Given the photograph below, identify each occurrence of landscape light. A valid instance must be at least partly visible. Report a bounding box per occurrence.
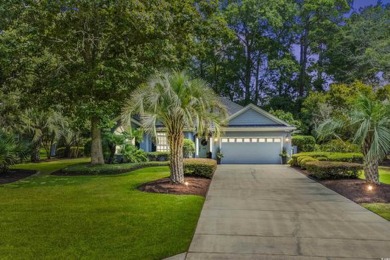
[184,181,189,186]
[367,185,373,191]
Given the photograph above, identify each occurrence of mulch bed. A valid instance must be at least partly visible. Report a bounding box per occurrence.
[297,168,390,203]
[138,175,211,197]
[0,169,37,185]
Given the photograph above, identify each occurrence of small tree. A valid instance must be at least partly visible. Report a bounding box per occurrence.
[317,94,390,185]
[122,71,227,184]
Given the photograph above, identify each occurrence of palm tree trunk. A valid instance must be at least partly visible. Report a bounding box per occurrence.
[363,157,380,185]
[168,132,184,184]
[91,116,105,165]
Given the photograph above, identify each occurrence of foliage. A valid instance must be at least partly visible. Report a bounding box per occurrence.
[317,93,390,184]
[121,145,148,164]
[6,161,203,259]
[324,3,390,84]
[183,159,217,179]
[216,147,224,159]
[56,147,84,159]
[0,131,20,173]
[292,135,316,152]
[183,139,195,158]
[290,152,363,167]
[146,152,171,162]
[305,161,362,180]
[122,71,227,184]
[319,139,360,153]
[269,109,302,130]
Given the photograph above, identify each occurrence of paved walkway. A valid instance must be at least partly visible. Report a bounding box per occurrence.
[186,165,390,259]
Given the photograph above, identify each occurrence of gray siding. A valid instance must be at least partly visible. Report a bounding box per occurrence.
[229,109,278,126]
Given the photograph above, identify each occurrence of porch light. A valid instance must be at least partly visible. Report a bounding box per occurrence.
[285,137,290,142]
[214,137,218,142]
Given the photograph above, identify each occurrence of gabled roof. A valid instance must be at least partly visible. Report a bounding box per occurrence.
[226,103,295,129]
[220,97,244,115]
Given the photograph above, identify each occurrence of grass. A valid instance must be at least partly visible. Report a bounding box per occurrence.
[361,203,390,221]
[358,167,390,221]
[1,159,204,259]
[358,167,390,184]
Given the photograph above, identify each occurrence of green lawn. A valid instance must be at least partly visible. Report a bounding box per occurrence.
[361,203,390,221]
[358,167,390,184]
[359,167,390,221]
[1,159,204,259]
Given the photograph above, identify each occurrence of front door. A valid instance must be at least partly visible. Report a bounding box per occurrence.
[198,138,209,158]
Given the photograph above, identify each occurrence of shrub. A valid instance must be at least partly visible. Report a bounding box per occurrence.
[146,152,170,161]
[292,135,316,152]
[56,147,84,158]
[305,161,362,179]
[319,139,360,153]
[183,158,217,178]
[183,139,195,158]
[0,131,19,173]
[121,144,148,163]
[299,157,319,169]
[290,152,363,167]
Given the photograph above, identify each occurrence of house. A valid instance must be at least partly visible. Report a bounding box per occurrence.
[122,98,295,164]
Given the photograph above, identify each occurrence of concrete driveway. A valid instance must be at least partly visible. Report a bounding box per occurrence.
[186,165,390,259]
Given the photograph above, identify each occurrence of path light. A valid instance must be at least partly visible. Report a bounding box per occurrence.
[367,185,373,191]
[184,181,189,187]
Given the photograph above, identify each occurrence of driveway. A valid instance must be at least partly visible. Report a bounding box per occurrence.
[186,165,390,259]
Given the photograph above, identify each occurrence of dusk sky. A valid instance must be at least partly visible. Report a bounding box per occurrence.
[353,0,390,9]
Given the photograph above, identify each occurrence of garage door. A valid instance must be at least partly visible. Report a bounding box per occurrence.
[221,137,282,164]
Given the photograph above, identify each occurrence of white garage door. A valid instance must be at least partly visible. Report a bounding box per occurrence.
[221,137,282,164]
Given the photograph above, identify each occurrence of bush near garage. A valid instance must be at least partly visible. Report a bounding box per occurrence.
[305,161,362,180]
[183,158,217,178]
[292,135,316,152]
[289,152,363,166]
[319,139,360,153]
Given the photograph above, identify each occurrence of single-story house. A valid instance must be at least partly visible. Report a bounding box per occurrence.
[119,98,295,164]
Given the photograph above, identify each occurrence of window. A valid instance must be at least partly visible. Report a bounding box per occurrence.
[228,138,235,143]
[244,138,251,143]
[266,138,273,143]
[259,138,265,142]
[221,138,228,143]
[156,132,169,152]
[274,138,281,143]
[236,138,243,143]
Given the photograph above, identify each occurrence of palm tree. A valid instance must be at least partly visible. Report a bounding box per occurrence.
[317,94,390,185]
[122,71,227,184]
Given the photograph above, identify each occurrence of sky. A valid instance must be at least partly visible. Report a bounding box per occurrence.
[353,0,390,9]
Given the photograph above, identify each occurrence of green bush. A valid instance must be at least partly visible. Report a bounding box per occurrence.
[292,135,316,152]
[183,139,195,158]
[290,152,363,167]
[121,144,148,163]
[146,152,170,161]
[0,131,19,173]
[305,161,362,179]
[56,147,84,158]
[59,161,169,175]
[183,158,217,178]
[319,139,360,153]
[299,157,319,169]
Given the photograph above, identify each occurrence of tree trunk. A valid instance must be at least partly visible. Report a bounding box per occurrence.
[31,144,40,162]
[363,157,380,185]
[91,116,105,165]
[168,132,185,184]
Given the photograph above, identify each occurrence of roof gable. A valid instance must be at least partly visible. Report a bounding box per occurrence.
[227,104,292,127]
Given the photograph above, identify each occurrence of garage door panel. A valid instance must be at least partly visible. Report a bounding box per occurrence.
[222,142,281,164]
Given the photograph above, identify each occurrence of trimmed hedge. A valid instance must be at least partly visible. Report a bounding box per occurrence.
[290,152,363,166]
[146,152,170,161]
[184,158,217,179]
[292,135,316,152]
[305,161,362,180]
[57,161,169,175]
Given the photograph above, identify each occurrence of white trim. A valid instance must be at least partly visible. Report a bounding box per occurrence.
[225,103,294,128]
